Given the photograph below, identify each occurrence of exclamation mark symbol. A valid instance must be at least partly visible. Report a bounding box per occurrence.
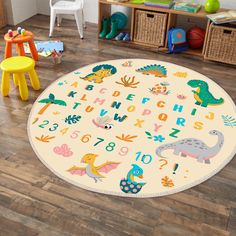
[173,163,179,174]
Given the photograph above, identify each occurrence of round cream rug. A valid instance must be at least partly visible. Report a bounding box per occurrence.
[28,59,236,198]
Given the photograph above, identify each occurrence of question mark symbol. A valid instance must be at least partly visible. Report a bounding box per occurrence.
[159,159,168,170]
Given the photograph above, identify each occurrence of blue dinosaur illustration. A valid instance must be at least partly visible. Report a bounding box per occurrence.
[120,164,146,194]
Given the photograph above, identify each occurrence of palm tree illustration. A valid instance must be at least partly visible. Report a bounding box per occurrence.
[38,93,67,115]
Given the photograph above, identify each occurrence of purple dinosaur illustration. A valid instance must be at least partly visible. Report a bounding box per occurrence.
[156,130,224,164]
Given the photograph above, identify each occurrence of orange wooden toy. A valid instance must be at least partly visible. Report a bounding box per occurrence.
[4,30,38,61]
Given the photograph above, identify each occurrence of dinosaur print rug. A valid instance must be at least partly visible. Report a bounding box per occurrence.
[28,59,236,198]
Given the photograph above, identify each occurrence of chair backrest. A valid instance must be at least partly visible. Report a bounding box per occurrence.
[50,0,84,8]
[75,0,84,8]
[49,0,56,7]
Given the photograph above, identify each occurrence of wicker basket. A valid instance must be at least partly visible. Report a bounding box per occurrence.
[134,10,167,47]
[204,23,236,65]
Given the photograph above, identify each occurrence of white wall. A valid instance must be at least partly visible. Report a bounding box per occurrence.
[5,0,37,25]
[36,0,99,24]
[37,0,50,15]
[5,0,236,25]
[83,0,98,23]
[36,0,236,24]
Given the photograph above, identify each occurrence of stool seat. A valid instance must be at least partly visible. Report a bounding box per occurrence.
[4,31,34,44]
[0,56,35,73]
[0,56,40,101]
[4,30,38,61]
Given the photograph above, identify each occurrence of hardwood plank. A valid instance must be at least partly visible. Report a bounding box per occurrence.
[228,208,236,236]
[0,187,101,236]
[0,14,235,236]
[153,211,230,236]
[0,205,73,236]
[0,216,38,236]
[0,173,154,235]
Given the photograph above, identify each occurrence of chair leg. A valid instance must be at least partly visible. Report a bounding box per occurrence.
[17,43,25,56]
[29,69,40,90]
[75,10,84,39]
[82,10,86,29]
[49,10,56,37]
[57,15,62,26]
[16,73,28,101]
[28,40,39,61]
[1,72,10,97]
[4,42,12,59]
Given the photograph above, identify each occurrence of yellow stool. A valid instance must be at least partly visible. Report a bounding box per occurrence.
[0,56,40,101]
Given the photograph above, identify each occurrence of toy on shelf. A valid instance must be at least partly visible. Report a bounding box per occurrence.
[130,0,144,4]
[173,2,202,13]
[4,28,38,61]
[144,0,174,9]
[99,12,128,39]
[107,0,128,3]
[187,26,206,49]
[204,0,220,13]
[207,11,236,24]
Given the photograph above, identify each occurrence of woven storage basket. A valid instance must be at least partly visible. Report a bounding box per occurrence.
[204,23,236,65]
[134,10,167,47]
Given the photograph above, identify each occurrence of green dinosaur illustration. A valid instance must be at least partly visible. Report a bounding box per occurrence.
[187,80,224,107]
[80,64,117,84]
[136,64,167,78]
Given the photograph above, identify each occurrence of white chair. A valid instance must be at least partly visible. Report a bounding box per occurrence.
[49,0,85,39]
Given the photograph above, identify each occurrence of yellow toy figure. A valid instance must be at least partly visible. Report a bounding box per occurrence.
[80,64,117,84]
[67,153,120,183]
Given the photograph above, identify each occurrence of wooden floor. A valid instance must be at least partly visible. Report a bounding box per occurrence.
[0,14,235,236]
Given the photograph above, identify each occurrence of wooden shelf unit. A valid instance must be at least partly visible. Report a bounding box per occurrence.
[98,0,226,57]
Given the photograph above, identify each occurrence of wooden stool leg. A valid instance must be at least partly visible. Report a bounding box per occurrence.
[28,69,40,90]
[1,72,10,96]
[15,73,28,101]
[28,40,38,61]
[17,43,25,56]
[13,74,19,86]
[4,42,12,59]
